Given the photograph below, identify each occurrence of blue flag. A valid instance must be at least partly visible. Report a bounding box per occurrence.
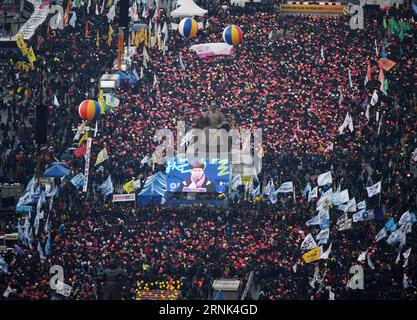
[374,206,386,222]
[412,2,417,15]
[0,257,9,274]
[385,217,397,233]
[45,234,52,257]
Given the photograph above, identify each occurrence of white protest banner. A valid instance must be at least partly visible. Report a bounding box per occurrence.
[301,233,318,251]
[112,194,136,202]
[277,181,294,193]
[83,138,92,192]
[366,181,381,198]
[56,280,72,297]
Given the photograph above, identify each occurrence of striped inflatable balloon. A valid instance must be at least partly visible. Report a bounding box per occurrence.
[178,18,198,39]
[222,25,243,46]
[78,100,101,121]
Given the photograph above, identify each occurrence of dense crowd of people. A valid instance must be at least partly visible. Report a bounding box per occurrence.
[0,0,416,300]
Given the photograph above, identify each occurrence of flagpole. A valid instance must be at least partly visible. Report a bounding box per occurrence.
[378,179,382,207]
[293,183,296,204]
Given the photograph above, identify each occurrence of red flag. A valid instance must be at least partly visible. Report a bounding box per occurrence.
[39,0,51,9]
[75,144,87,159]
[37,35,43,50]
[46,23,51,39]
[64,0,72,26]
[84,19,89,38]
[377,57,396,72]
[378,68,385,84]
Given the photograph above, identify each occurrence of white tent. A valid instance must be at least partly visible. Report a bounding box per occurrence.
[170,0,208,18]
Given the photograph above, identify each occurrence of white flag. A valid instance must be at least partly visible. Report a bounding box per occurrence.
[316,228,329,242]
[317,171,332,186]
[316,189,332,211]
[380,80,387,96]
[338,113,353,134]
[3,286,16,298]
[353,209,366,223]
[357,250,368,262]
[395,251,401,264]
[412,148,417,162]
[339,189,350,204]
[230,175,242,191]
[306,213,321,226]
[179,53,185,70]
[348,68,353,88]
[324,142,333,153]
[403,273,410,289]
[339,197,356,213]
[366,181,381,197]
[320,46,325,60]
[100,0,105,14]
[140,154,150,165]
[357,200,366,210]
[375,227,387,242]
[320,243,332,260]
[56,280,72,297]
[107,4,116,22]
[403,248,411,260]
[308,187,318,202]
[277,181,293,193]
[301,233,318,251]
[69,11,77,28]
[338,218,352,231]
[370,90,379,106]
[367,254,375,270]
[37,242,45,261]
[399,211,411,226]
[105,94,120,108]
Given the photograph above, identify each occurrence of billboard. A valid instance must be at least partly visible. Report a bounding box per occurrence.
[280,4,347,14]
[166,158,230,193]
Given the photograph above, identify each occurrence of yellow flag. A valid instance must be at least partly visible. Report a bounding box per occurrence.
[27,46,36,64]
[108,24,113,46]
[78,130,88,146]
[146,30,151,48]
[16,32,28,56]
[134,31,139,47]
[96,30,100,48]
[151,153,157,164]
[95,148,109,166]
[139,29,145,43]
[302,247,321,264]
[98,89,106,114]
[123,180,135,194]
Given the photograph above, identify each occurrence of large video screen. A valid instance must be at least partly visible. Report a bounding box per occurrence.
[166,158,230,193]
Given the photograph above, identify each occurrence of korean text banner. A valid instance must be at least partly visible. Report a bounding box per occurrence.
[166,158,230,193]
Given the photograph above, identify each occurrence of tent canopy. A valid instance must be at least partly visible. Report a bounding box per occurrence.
[42,164,70,177]
[170,0,208,18]
[115,70,130,80]
[138,172,167,205]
